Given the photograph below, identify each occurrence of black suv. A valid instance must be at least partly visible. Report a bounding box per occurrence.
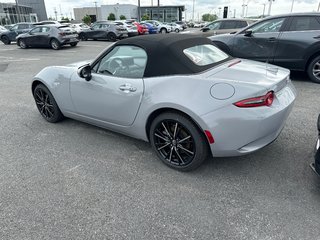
[0,22,34,44]
[210,13,320,83]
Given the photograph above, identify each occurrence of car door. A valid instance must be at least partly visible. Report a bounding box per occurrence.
[87,24,101,39]
[24,27,42,46]
[69,45,147,126]
[37,26,51,46]
[274,16,320,70]
[201,21,221,37]
[231,17,288,62]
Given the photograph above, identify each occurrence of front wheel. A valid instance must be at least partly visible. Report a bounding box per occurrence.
[70,42,77,47]
[18,39,27,49]
[175,29,179,33]
[79,33,87,41]
[150,112,208,171]
[107,32,117,42]
[1,35,11,45]
[160,28,167,34]
[307,55,320,83]
[50,39,61,50]
[33,84,64,123]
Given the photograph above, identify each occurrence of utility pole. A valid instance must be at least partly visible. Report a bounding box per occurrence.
[15,0,21,23]
[262,3,266,17]
[318,1,320,11]
[54,8,58,21]
[290,0,294,12]
[138,0,140,21]
[94,1,98,21]
[268,0,274,16]
[192,0,195,22]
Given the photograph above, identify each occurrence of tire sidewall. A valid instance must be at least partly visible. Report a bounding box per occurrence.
[149,112,208,171]
[307,56,320,83]
[33,84,63,123]
[50,39,60,50]
[19,39,27,49]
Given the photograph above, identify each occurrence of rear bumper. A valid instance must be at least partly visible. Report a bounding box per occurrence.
[201,82,296,157]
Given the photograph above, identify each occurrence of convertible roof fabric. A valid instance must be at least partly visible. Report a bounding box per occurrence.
[115,34,231,78]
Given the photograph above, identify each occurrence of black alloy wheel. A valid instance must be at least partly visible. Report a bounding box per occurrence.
[18,39,27,49]
[307,55,320,83]
[79,33,87,41]
[107,32,117,42]
[33,84,64,123]
[1,35,11,45]
[150,112,208,171]
[50,39,61,50]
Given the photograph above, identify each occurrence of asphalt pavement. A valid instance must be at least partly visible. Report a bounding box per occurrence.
[0,41,320,240]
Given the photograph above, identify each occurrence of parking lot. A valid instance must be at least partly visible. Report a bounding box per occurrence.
[0,41,320,239]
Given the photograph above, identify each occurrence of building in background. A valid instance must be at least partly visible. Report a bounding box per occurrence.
[0,0,47,25]
[140,6,184,22]
[73,4,184,23]
[19,0,47,21]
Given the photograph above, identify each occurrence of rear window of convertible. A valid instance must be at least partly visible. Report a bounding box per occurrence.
[183,44,229,66]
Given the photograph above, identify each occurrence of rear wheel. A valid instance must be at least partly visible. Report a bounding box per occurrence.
[33,84,64,123]
[160,28,167,34]
[70,42,77,47]
[18,39,27,49]
[107,32,117,42]
[307,55,320,83]
[50,39,61,50]
[150,112,208,171]
[79,33,87,41]
[175,28,179,33]
[1,35,11,45]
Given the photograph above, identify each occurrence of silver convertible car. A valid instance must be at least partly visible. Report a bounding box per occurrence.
[32,34,296,171]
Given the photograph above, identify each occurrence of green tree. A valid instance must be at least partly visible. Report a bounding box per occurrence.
[141,14,150,21]
[202,14,217,22]
[82,15,91,25]
[119,15,126,20]
[107,13,116,21]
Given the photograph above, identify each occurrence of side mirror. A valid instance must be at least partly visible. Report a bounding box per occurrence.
[244,29,253,36]
[201,27,209,32]
[78,65,92,81]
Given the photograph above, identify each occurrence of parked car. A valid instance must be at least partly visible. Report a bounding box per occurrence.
[31,34,296,171]
[133,22,149,35]
[175,21,187,30]
[0,25,7,33]
[114,21,138,37]
[167,22,183,33]
[210,13,320,83]
[36,20,62,26]
[16,25,79,50]
[78,22,127,41]
[142,22,158,34]
[198,18,255,37]
[142,20,172,33]
[0,22,35,44]
[310,114,320,176]
[70,23,90,33]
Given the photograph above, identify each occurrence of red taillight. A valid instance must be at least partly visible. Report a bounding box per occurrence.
[234,91,274,108]
[204,130,215,144]
[59,32,66,36]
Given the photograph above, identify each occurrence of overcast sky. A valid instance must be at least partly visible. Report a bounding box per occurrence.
[7,0,320,20]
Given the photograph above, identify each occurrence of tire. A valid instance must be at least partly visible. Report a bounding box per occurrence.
[149,112,208,171]
[50,39,61,50]
[33,84,64,123]
[79,33,87,41]
[307,55,320,83]
[1,35,11,45]
[70,42,77,47]
[107,32,117,42]
[175,29,179,33]
[160,28,167,34]
[18,39,27,49]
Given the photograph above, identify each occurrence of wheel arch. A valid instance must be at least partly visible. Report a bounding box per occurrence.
[305,50,320,71]
[145,107,209,146]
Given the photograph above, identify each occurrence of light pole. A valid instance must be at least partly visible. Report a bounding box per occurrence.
[290,0,294,12]
[268,0,274,16]
[262,3,266,17]
[192,0,195,22]
[15,0,21,23]
[94,1,98,21]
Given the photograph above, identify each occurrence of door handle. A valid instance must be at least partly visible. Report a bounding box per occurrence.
[119,84,137,92]
[268,37,276,42]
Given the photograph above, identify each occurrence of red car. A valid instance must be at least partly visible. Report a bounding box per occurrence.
[133,22,149,35]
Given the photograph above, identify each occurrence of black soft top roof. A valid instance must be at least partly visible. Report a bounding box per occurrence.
[114,34,231,77]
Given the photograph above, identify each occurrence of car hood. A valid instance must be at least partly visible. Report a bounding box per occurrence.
[16,33,29,38]
[66,60,92,68]
[208,33,235,43]
[207,59,290,91]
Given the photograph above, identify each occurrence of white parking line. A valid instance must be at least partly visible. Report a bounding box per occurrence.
[0,58,40,62]
[79,44,104,47]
